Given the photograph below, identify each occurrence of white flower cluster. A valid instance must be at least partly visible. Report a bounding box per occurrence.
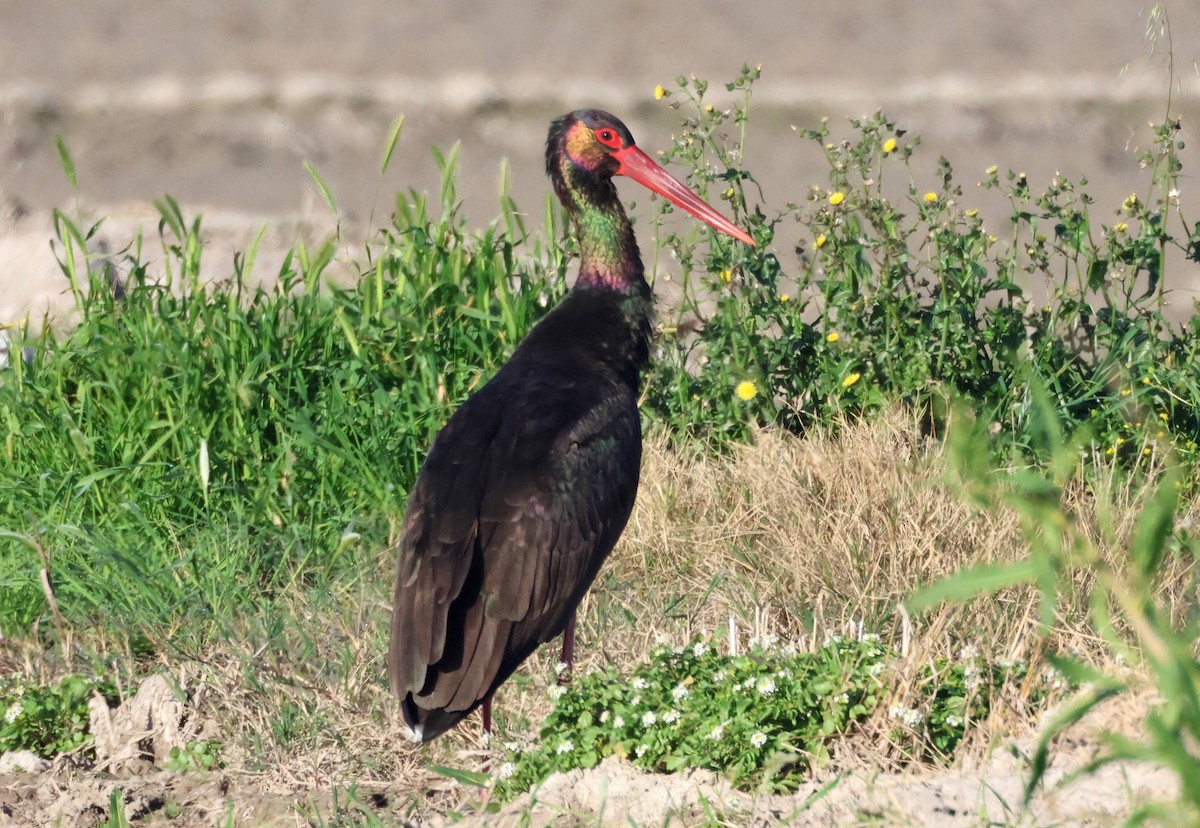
[888,704,925,727]
[1042,666,1068,691]
[671,683,690,701]
[3,702,21,724]
[749,731,768,748]
[963,664,983,691]
[748,633,779,651]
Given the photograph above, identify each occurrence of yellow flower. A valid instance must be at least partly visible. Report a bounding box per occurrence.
[704,103,714,113]
[1158,412,1169,421]
[1123,193,1138,210]
[735,380,758,401]
[828,192,845,207]
[724,187,735,199]
[1113,222,1128,233]
[923,192,938,204]
[780,293,791,303]
[842,372,861,388]
[826,332,839,343]
[882,137,897,154]
[718,269,732,284]
[814,233,828,249]
[1120,388,1132,397]
[966,208,979,218]
[985,164,999,176]
[654,85,667,100]
[1106,446,1115,456]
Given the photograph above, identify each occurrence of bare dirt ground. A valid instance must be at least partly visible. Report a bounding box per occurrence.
[1,3,1198,825]
[473,692,1177,827]
[0,678,1177,826]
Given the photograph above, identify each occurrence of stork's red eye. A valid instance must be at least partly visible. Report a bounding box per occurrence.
[595,128,621,149]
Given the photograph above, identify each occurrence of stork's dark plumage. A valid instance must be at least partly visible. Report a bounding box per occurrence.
[388,110,753,742]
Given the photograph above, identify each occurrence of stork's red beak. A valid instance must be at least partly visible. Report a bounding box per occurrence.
[613,146,756,246]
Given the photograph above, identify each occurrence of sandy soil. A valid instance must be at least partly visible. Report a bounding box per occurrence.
[2,2,1200,325]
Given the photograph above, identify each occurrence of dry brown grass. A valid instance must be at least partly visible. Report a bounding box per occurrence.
[3,408,1196,824]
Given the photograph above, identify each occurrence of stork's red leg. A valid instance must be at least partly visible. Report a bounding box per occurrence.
[558,612,577,685]
[480,695,493,775]
[480,696,492,805]
[481,696,493,740]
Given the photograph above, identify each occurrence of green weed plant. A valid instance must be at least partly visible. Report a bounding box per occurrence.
[912,387,1200,824]
[0,673,116,758]
[495,635,1058,799]
[647,67,1200,465]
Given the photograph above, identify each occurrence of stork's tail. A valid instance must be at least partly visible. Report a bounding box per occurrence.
[400,694,474,743]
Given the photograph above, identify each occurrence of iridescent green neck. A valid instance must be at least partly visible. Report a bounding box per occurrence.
[572,198,644,292]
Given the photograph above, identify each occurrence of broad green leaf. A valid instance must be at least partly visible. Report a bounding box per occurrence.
[1131,470,1179,578]
[907,559,1037,612]
[428,765,489,788]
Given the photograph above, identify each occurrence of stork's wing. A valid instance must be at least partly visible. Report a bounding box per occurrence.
[387,379,640,740]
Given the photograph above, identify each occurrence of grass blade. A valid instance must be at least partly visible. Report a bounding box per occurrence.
[379,115,405,176]
[55,134,77,189]
[304,161,338,214]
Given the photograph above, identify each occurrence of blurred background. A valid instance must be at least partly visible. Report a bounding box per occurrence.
[2,0,1198,322]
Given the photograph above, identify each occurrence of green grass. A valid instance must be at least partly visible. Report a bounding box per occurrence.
[0,149,568,642]
[0,60,1197,825]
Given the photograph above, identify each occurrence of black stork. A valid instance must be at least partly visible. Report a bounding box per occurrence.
[388,109,754,742]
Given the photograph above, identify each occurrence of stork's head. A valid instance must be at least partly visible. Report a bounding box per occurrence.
[546,109,754,246]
